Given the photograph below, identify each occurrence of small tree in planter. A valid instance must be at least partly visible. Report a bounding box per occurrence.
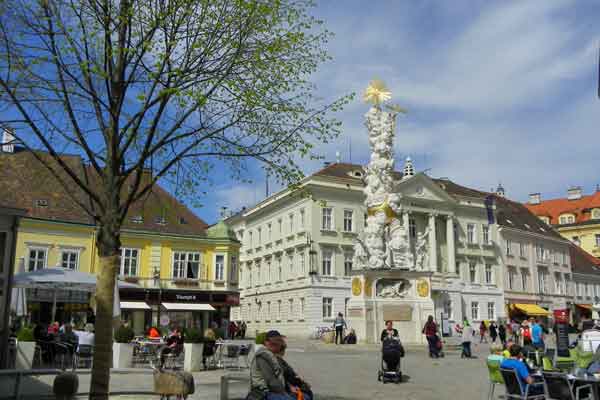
[113,325,135,368]
[16,326,36,369]
[183,328,204,372]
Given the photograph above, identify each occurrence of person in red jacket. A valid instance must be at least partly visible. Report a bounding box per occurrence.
[423,315,440,358]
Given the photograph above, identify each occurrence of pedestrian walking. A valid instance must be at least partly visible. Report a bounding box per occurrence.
[489,322,498,344]
[422,315,441,358]
[333,313,347,345]
[511,320,520,342]
[479,321,488,343]
[498,323,507,347]
[459,321,474,358]
[240,321,247,339]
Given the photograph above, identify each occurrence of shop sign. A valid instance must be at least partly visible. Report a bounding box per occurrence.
[225,294,240,306]
[175,294,198,301]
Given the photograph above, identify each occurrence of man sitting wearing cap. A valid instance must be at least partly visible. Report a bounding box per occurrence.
[248,330,295,400]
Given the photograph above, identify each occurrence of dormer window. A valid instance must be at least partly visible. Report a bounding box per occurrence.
[592,209,600,220]
[131,215,144,224]
[178,217,187,225]
[539,216,550,225]
[154,216,167,225]
[347,170,363,178]
[35,199,48,207]
[559,214,575,225]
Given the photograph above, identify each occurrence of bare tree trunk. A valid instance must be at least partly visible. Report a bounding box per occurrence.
[89,216,121,400]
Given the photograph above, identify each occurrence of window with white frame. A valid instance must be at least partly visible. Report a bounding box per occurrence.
[278,219,282,236]
[467,224,476,244]
[120,248,139,276]
[521,269,529,291]
[508,267,516,290]
[471,301,479,320]
[587,283,593,298]
[248,267,253,287]
[289,213,294,234]
[248,231,253,247]
[409,218,416,238]
[61,250,79,270]
[230,255,238,282]
[214,254,225,281]
[344,253,353,276]
[277,257,282,281]
[535,243,544,260]
[577,282,582,296]
[299,251,305,275]
[322,207,333,230]
[172,251,201,279]
[322,250,333,276]
[267,223,272,241]
[559,214,575,225]
[287,253,294,278]
[277,300,282,320]
[300,209,305,229]
[506,239,512,256]
[482,225,490,245]
[28,247,47,271]
[485,264,493,284]
[555,272,562,294]
[300,298,305,317]
[562,251,567,265]
[266,301,271,320]
[322,297,333,319]
[520,243,527,258]
[257,228,262,245]
[593,209,600,219]
[289,298,294,320]
[538,268,547,294]
[487,302,495,320]
[469,262,477,283]
[266,261,272,283]
[596,234,600,248]
[345,298,350,317]
[343,210,353,232]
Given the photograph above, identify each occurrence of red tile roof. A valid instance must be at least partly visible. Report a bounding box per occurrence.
[525,191,600,225]
[0,149,208,235]
[569,243,600,275]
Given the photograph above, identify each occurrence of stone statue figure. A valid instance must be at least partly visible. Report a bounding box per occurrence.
[415,227,430,270]
[385,218,414,270]
[376,278,411,298]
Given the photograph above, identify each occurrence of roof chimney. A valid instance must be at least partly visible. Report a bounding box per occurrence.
[567,186,582,201]
[1,127,16,153]
[529,193,541,205]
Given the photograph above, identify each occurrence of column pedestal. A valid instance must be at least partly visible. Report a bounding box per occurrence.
[347,269,435,344]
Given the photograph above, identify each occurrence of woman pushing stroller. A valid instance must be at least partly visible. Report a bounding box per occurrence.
[378,321,405,383]
[422,315,443,358]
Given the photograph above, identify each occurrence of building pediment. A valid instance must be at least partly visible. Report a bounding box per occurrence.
[395,173,457,205]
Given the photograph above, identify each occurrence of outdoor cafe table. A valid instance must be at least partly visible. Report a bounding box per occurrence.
[532,370,600,399]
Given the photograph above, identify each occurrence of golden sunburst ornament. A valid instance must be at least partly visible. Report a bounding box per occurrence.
[363,79,392,105]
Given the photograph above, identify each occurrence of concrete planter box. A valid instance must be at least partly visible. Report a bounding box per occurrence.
[16,341,36,369]
[112,343,134,368]
[183,343,203,372]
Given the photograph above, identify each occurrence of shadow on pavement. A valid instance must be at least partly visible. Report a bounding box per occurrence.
[0,375,54,399]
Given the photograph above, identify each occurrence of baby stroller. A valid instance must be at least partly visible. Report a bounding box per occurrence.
[378,337,404,384]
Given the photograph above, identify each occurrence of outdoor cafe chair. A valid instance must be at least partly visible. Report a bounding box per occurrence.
[238,344,252,369]
[486,355,504,400]
[7,337,17,369]
[542,371,576,400]
[500,368,545,400]
[222,344,241,370]
[53,342,71,370]
[74,344,94,369]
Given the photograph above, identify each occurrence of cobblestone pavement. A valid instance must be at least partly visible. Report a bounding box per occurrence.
[6,339,510,400]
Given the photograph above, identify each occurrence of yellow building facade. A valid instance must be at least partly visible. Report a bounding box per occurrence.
[1,149,240,335]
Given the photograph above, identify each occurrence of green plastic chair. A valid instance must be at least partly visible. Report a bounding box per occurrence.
[542,356,555,371]
[574,347,594,369]
[554,350,576,372]
[487,355,504,400]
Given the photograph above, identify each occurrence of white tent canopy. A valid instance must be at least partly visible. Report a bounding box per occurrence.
[12,267,138,291]
[120,301,151,310]
[12,267,139,321]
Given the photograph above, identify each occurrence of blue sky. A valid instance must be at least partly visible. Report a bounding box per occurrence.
[199,1,600,223]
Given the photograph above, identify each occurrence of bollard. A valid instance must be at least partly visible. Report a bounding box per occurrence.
[53,372,79,400]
